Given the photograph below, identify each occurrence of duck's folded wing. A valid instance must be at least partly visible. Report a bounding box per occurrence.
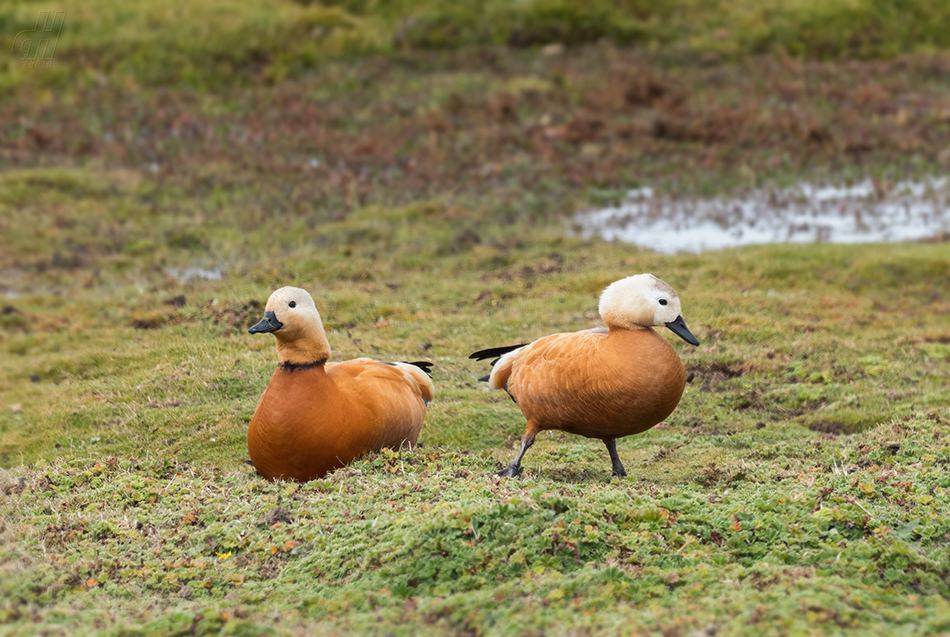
[328,358,434,404]
[504,331,611,402]
[389,361,435,403]
[326,358,431,449]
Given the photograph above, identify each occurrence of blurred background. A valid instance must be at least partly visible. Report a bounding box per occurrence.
[2,0,950,461]
[3,3,950,635]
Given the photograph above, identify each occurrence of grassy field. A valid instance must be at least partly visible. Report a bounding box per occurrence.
[3,1,950,634]
[6,0,950,91]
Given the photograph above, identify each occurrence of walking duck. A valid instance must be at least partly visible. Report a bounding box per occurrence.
[470,274,699,478]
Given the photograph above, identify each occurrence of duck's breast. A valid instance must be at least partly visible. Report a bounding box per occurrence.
[248,366,365,481]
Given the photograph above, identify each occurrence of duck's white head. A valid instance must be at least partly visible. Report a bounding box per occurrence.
[248,286,331,365]
[598,274,699,345]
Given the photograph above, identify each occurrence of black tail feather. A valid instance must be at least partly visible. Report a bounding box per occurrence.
[404,361,434,376]
[468,344,529,366]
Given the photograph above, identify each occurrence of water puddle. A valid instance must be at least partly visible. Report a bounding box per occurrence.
[166,267,224,283]
[578,178,950,253]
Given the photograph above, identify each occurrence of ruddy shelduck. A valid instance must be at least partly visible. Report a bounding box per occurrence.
[470,274,699,478]
[247,286,434,482]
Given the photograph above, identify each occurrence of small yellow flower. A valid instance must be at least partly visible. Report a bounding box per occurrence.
[217,551,232,560]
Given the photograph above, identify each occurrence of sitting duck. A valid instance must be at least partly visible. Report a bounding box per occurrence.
[247,286,434,482]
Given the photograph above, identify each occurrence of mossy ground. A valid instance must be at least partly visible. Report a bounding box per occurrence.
[3,2,950,634]
[5,416,950,636]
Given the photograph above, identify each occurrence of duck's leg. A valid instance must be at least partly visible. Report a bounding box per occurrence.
[496,425,538,478]
[603,438,627,478]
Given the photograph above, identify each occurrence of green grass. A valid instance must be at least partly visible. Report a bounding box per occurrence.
[2,162,950,634]
[5,0,950,90]
[3,2,950,634]
[4,414,950,635]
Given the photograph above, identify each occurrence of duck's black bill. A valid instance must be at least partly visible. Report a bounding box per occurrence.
[248,311,283,334]
[665,315,699,346]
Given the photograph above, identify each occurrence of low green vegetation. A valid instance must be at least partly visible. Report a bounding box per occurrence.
[2,167,949,635]
[5,0,950,91]
[3,1,950,634]
[4,412,950,635]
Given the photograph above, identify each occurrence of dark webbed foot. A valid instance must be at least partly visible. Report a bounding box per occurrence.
[494,433,536,478]
[603,438,627,479]
[495,464,522,478]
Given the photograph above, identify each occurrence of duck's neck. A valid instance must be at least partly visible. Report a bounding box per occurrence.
[606,323,649,333]
[275,323,332,368]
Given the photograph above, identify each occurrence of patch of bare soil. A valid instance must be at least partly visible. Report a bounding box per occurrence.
[687,362,749,391]
[5,51,950,217]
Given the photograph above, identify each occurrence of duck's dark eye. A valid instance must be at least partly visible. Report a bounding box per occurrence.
[289,301,296,308]
[659,299,668,306]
